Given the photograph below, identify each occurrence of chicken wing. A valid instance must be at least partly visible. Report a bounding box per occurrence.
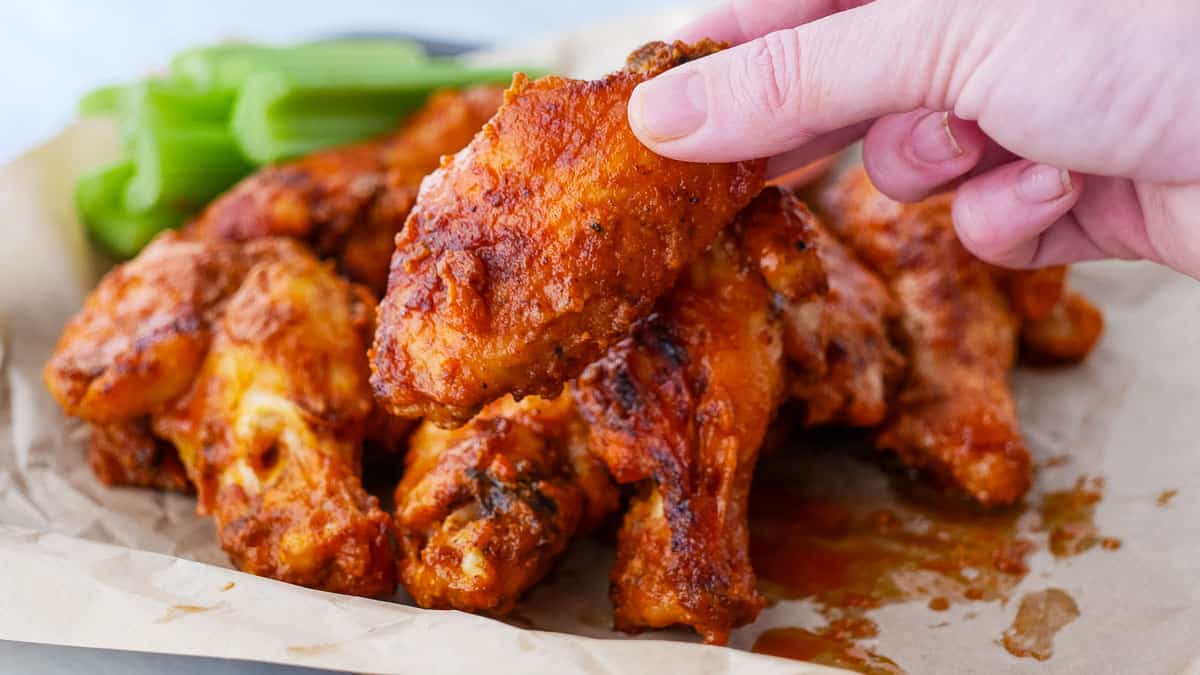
[371,40,767,427]
[393,392,616,613]
[786,210,905,428]
[44,231,261,422]
[186,87,503,295]
[818,167,1030,505]
[87,419,191,492]
[151,245,395,597]
[573,188,824,645]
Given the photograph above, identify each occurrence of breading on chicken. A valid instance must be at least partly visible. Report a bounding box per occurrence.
[186,87,503,295]
[151,244,395,597]
[786,210,905,428]
[573,188,825,645]
[370,40,767,427]
[44,231,263,422]
[87,419,191,492]
[993,266,1067,323]
[393,392,616,614]
[818,167,1030,505]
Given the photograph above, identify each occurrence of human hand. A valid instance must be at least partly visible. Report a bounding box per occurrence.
[627,0,1200,277]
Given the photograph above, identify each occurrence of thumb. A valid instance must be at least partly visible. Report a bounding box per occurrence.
[629,0,968,162]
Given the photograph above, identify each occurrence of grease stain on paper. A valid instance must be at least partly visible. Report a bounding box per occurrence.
[287,642,338,656]
[1000,588,1080,661]
[156,602,225,623]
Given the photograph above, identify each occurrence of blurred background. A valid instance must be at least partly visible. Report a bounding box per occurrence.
[0,0,684,162]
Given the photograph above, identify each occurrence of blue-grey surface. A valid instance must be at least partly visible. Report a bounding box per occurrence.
[0,3,683,672]
[0,0,667,163]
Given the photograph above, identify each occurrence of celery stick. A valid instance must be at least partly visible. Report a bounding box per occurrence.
[169,39,427,93]
[76,161,187,258]
[231,64,517,163]
[124,122,253,213]
[78,84,125,115]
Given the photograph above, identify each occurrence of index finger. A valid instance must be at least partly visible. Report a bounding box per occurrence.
[674,0,873,44]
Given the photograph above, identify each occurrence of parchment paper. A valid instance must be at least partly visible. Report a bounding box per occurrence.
[3,8,1200,674]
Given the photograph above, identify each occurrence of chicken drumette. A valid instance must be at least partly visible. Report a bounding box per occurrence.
[393,392,616,613]
[371,40,767,426]
[574,187,825,644]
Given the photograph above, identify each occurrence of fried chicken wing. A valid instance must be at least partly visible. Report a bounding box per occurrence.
[786,212,905,427]
[993,266,1067,323]
[393,392,616,613]
[573,189,824,644]
[819,168,1030,505]
[87,419,191,492]
[186,87,503,294]
[371,40,767,426]
[44,231,261,422]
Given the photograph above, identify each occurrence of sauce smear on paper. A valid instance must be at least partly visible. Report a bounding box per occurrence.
[753,627,902,674]
[1000,588,1080,661]
[747,443,1117,668]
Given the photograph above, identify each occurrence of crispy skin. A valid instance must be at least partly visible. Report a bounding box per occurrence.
[787,213,905,427]
[44,232,265,423]
[1020,291,1104,364]
[151,247,395,597]
[819,168,1030,505]
[573,192,822,644]
[394,393,616,613]
[371,40,767,426]
[186,87,503,294]
[87,419,191,492]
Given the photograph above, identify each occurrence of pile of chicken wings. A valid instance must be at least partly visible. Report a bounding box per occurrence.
[45,41,1101,646]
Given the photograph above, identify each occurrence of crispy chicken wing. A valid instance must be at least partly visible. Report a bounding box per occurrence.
[786,211,905,428]
[819,168,1030,505]
[573,189,824,644]
[186,87,503,294]
[44,231,263,422]
[87,419,191,492]
[393,392,616,613]
[151,245,395,596]
[371,40,767,426]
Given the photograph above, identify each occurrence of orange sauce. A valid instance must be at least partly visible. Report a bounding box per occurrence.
[753,627,903,675]
[747,444,1118,669]
[1000,588,1080,661]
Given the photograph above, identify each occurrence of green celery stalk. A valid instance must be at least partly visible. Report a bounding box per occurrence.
[78,84,125,115]
[169,39,427,93]
[116,80,236,144]
[124,122,253,213]
[231,63,518,164]
[76,161,187,258]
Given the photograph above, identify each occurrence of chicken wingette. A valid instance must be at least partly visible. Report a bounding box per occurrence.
[371,40,767,427]
[393,392,617,613]
[573,188,825,645]
[185,87,503,295]
[782,205,905,427]
[46,233,396,596]
[819,168,1031,505]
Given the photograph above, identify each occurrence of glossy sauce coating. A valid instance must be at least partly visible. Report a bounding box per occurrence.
[371,40,767,426]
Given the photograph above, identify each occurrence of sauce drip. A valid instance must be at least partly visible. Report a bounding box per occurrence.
[1000,588,1080,661]
[747,442,1117,669]
[753,627,903,675]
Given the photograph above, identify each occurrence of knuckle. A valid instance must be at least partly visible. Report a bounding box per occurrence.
[734,30,803,122]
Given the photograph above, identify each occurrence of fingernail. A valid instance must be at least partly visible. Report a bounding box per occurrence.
[910,111,963,163]
[1017,164,1072,203]
[630,70,708,141]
